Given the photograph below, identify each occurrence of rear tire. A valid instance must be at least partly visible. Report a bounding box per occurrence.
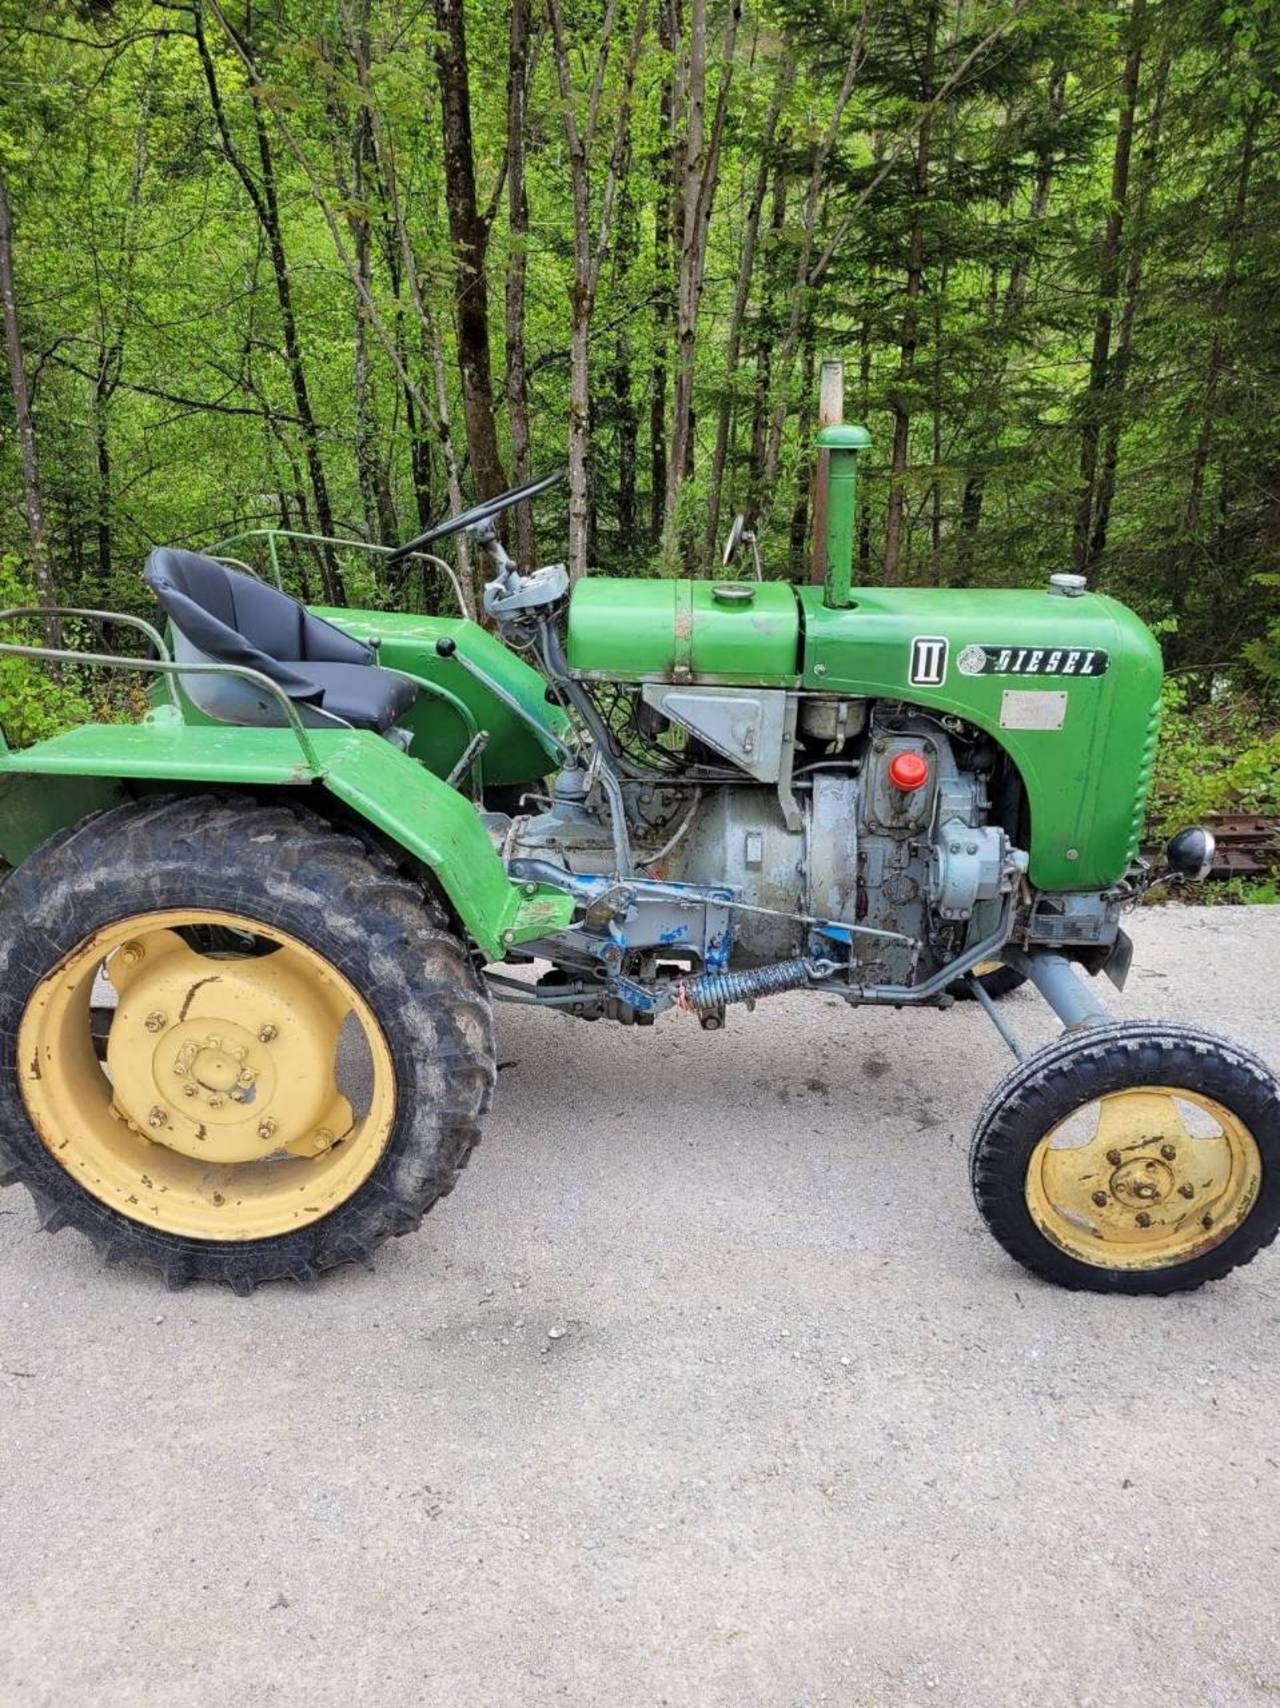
[0,793,495,1292]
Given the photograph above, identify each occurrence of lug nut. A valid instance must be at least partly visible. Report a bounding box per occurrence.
[1160,1144,1177,1161]
[145,1012,167,1033]
[1135,1212,1152,1228]
[1092,1191,1108,1207]
[1179,1183,1195,1199]
[119,941,145,967]
[257,1025,277,1044]
[1106,1149,1123,1167]
[148,1106,168,1128]
[258,1118,277,1142]
[183,1084,198,1098]
[208,1096,225,1110]
[1202,1212,1214,1229]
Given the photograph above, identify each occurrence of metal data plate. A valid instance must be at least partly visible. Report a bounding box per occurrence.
[999,689,1068,731]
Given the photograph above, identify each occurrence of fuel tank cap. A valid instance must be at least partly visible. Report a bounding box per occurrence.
[711,582,756,605]
[1049,572,1088,597]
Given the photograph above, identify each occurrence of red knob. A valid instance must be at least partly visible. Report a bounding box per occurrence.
[887,750,929,792]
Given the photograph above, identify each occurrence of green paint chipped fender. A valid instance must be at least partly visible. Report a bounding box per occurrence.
[0,716,567,962]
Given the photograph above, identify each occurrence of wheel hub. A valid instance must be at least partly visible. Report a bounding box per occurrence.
[106,936,355,1166]
[1026,1085,1262,1270]
[1109,1155,1176,1208]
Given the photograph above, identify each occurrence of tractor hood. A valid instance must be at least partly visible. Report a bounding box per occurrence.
[565,577,800,687]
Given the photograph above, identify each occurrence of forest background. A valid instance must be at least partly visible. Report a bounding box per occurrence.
[0,0,1277,875]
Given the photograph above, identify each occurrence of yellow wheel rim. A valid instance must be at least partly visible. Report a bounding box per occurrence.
[19,909,396,1241]
[1025,1085,1262,1270]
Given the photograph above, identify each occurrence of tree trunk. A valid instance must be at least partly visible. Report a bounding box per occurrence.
[505,0,536,565]
[1088,41,1171,568]
[955,67,1065,573]
[746,161,788,522]
[0,161,58,644]
[649,4,676,543]
[549,0,648,579]
[761,9,871,497]
[1184,106,1257,546]
[664,0,742,550]
[612,170,640,545]
[705,56,793,554]
[882,1,939,584]
[431,0,508,504]
[1072,0,1145,573]
[192,0,345,602]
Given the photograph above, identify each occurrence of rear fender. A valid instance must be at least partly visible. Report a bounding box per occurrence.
[0,719,572,960]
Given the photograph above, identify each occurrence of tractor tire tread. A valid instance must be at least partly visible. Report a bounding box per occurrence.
[969,1019,1280,1294]
[0,791,495,1292]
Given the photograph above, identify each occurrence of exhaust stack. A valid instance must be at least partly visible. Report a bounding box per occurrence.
[815,422,871,609]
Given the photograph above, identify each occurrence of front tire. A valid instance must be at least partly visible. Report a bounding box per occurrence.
[0,794,495,1292]
[970,1021,1280,1294]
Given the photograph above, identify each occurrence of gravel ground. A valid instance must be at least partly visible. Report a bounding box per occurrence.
[2,904,1279,1708]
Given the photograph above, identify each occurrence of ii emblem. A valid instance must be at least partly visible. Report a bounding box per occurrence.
[909,636,948,687]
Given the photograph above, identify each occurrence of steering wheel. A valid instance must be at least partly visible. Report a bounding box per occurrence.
[387,470,564,563]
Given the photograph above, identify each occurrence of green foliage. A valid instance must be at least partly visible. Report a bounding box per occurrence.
[1149,676,1280,840]
[0,0,1276,891]
[0,557,146,744]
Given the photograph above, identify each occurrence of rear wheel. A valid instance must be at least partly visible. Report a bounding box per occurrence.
[0,794,495,1291]
[970,1021,1280,1294]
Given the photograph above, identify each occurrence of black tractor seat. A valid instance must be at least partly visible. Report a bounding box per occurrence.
[143,548,416,735]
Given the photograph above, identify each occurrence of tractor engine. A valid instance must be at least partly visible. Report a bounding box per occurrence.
[502,684,1028,991]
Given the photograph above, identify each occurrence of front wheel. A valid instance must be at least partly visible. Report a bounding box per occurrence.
[0,794,495,1292]
[969,1020,1280,1294]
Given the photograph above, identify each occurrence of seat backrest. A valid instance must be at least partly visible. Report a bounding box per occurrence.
[143,549,372,689]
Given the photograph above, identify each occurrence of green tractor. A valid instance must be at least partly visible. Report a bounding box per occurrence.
[0,430,1276,1296]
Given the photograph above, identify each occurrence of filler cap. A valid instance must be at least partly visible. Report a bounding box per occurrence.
[1049,572,1088,598]
[887,751,929,792]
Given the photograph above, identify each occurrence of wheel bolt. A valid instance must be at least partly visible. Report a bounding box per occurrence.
[148,1106,168,1128]
[183,1084,198,1098]
[1136,1212,1152,1228]
[1160,1144,1177,1161]
[120,941,145,967]
[1179,1183,1195,1199]
[1107,1149,1123,1167]
[208,1096,225,1110]
[1202,1212,1214,1229]
[1092,1191,1108,1207]
[145,1012,167,1033]
[258,1118,277,1142]
[258,1025,278,1044]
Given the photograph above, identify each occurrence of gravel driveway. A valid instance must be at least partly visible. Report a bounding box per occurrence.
[2,904,1278,1707]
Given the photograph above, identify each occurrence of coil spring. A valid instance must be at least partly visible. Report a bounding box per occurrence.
[680,958,828,1015]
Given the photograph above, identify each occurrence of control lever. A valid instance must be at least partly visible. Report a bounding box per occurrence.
[433,636,573,767]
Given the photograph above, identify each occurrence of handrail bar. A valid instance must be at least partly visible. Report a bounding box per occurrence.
[0,628,359,773]
[210,528,471,616]
[0,605,180,713]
